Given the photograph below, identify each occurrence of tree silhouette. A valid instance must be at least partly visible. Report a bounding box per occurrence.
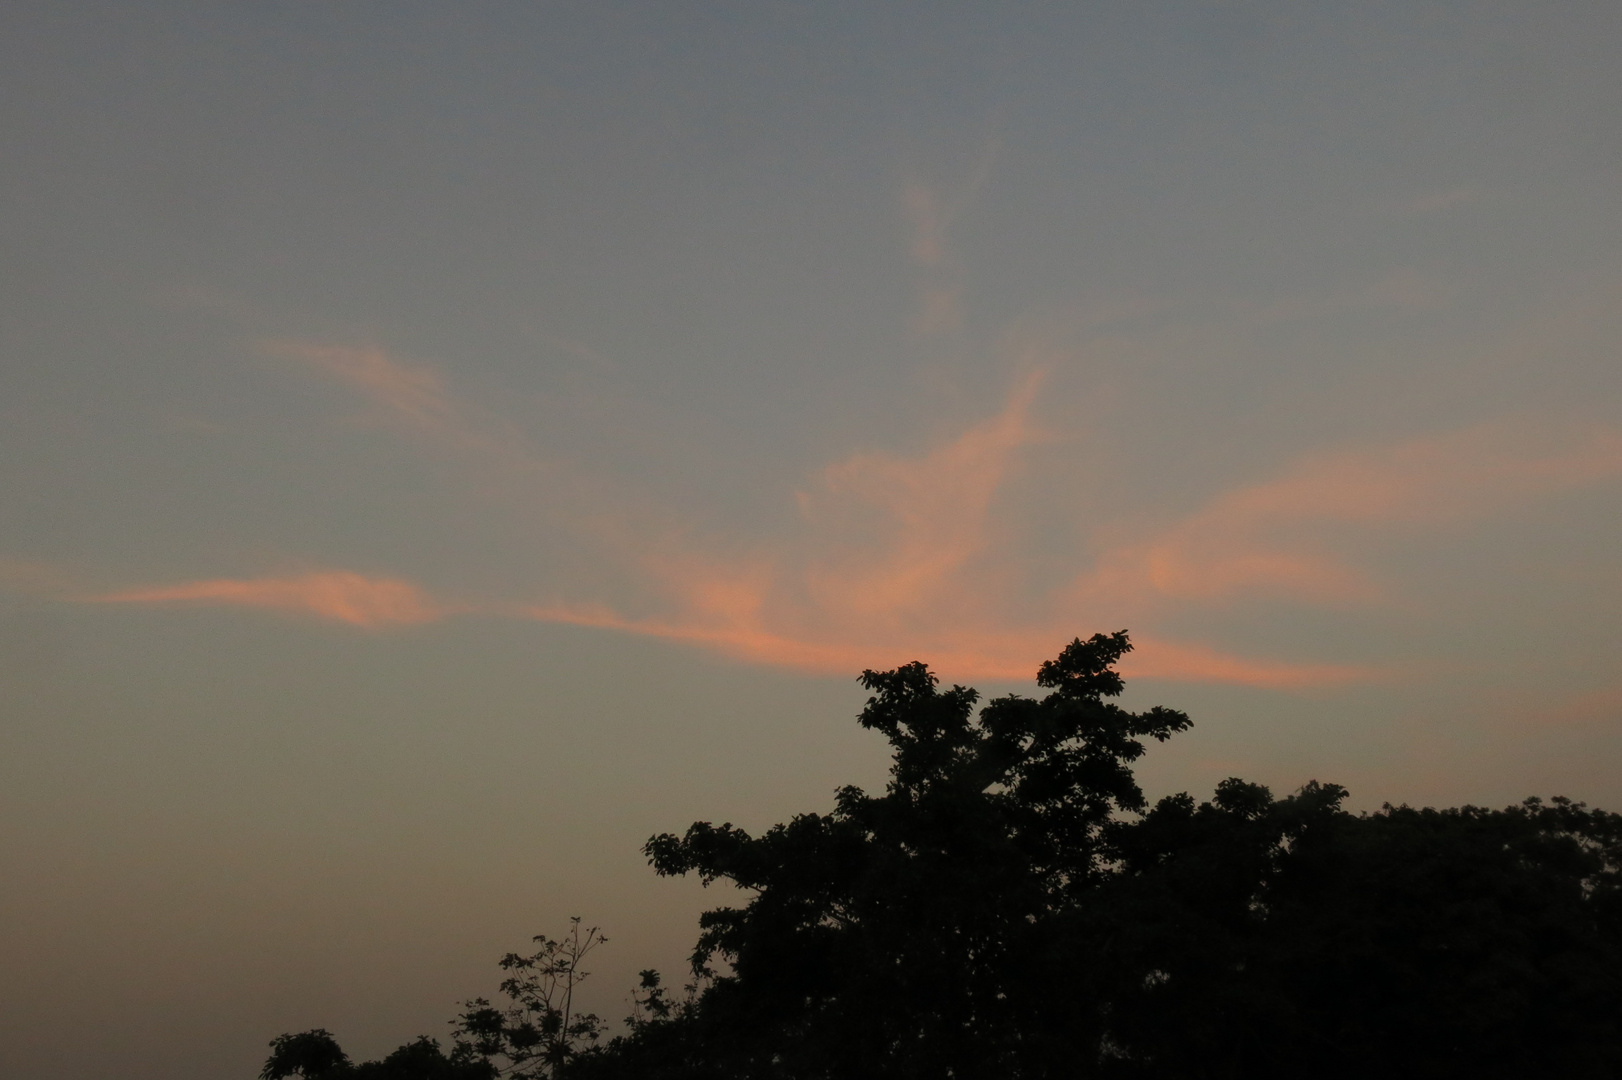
[266,633,1622,1079]
[571,632,1622,1079]
[451,918,609,1077]
[262,1029,351,1079]
[261,1029,493,1080]
[262,920,607,1080]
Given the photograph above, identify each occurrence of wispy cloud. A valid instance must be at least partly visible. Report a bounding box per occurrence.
[88,571,445,628]
[798,369,1043,619]
[496,372,1376,687]
[1122,636,1376,689]
[903,183,967,337]
[900,138,999,338]
[515,601,1371,688]
[1080,421,1622,610]
[266,342,459,431]
[1209,422,1622,524]
[170,349,1358,686]
[260,340,531,462]
[116,337,1619,691]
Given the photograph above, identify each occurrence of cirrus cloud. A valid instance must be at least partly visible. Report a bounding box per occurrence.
[1079,420,1622,610]
[88,571,446,628]
[79,337,1622,693]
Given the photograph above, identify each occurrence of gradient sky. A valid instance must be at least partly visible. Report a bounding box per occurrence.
[5,3,1622,1077]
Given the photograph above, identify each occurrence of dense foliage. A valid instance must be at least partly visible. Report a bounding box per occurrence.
[266,633,1622,1079]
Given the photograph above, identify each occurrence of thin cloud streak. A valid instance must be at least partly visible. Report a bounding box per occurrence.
[217,341,1622,689]
[265,341,460,433]
[900,141,999,338]
[797,369,1044,619]
[1204,423,1622,525]
[166,349,1352,686]
[516,600,1373,687]
[88,571,446,628]
[500,373,1376,687]
[903,183,969,337]
[1081,421,1622,609]
[261,340,533,463]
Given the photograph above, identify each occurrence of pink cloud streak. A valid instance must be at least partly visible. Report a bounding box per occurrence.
[1080,421,1622,609]
[88,572,444,628]
[517,600,1373,687]
[223,340,1622,691]
[495,374,1373,687]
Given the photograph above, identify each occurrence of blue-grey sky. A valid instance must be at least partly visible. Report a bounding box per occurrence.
[4,3,1622,1076]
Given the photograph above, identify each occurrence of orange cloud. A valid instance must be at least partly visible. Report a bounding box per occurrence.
[798,370,1044,620]
[1082,421,1622,609]
[266,342,459,430]
[515,600,1371,687]
[88,572,444,628]
[1205,422,1622,525]
[1087,539,1379,609]
[262,340,529,462]
[1119,636,1376,690]
[77,355,1373,689]
[252,341,1622,690]
[242,344,1381,686]
[495,373,1370,689]
[519,600,875,674]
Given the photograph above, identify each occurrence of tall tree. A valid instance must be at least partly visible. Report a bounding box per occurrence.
[267,633,1622,1079]
[262,920,607,1080]
[572,632,1622,1079]
[452,918,609,1077]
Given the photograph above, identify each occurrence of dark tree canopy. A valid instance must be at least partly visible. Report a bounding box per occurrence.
[266,633,1622,1080]
[575,632,1622,1079]
[261,1029,493,1080]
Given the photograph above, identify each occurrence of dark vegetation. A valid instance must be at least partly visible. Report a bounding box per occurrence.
[264,633,1622,1079]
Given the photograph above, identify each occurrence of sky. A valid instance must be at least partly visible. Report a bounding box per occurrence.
[3,2,1622,1076]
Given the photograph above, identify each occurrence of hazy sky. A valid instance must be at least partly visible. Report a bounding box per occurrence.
[5,3,1622,1076]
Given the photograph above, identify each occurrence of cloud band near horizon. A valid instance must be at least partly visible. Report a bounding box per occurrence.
[56,340,1622,694]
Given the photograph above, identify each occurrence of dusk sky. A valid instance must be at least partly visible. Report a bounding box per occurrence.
[5,3,1622,1076]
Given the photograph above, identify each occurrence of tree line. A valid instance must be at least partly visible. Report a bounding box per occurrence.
[263,632,1622,1079]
